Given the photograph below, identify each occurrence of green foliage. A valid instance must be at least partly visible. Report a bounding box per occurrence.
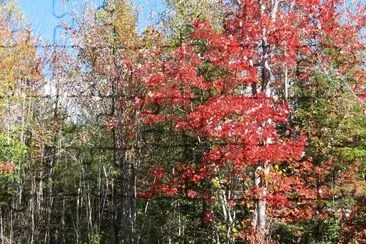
[91,229,102,244]
[271,223,303,243]
[0,134,27,163]
[301,217,341,243]
[291,63,366,243]
[293,72,366,167]
[163,0,226,44]
[0,134,27,208]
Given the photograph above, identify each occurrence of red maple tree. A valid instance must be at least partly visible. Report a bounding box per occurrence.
[136,0,365,241]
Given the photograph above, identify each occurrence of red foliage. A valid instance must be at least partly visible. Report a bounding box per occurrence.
[202,211,214,224]
[187,190,198,199]
[0,162,14,173]
[149,166,165,179]
[136,19,308,203]
[135,0,365,239]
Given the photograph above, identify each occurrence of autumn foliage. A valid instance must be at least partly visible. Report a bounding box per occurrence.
[0,161,14,173]
[0,0,364,243]
[136,0,365,241]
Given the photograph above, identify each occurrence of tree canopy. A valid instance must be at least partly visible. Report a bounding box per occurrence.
[0,0,365,243]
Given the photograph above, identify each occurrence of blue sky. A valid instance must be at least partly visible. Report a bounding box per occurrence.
[19,0,166,43]
[20,0,366,43]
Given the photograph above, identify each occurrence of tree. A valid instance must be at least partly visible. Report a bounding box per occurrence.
[291,58,366,243]
[137,0,365,242]
[0,0,363,242]
[137,18,306,244]
[0,1,44,243]
[70,0,142,242]
[163,0,227,43]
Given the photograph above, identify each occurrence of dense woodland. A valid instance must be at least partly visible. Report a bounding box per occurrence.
[0,0,365,243]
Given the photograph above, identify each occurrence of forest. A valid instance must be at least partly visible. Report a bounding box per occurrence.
[0,0,365,243]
